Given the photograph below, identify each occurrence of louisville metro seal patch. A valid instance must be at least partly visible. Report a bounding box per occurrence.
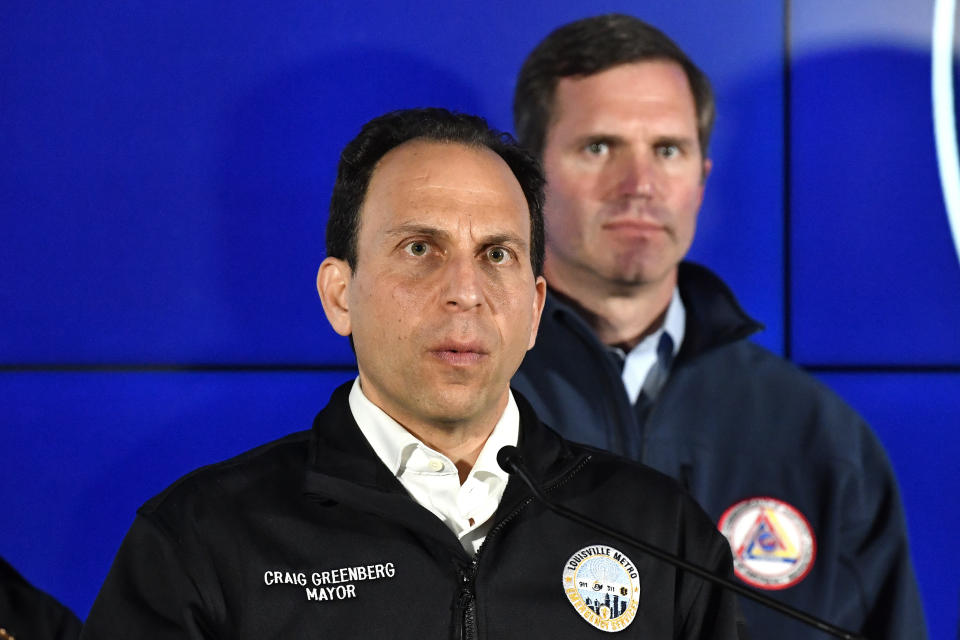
[718,497,816,590]
[562,545,641,632]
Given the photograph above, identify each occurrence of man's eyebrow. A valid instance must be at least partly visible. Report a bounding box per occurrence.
[572,132,696,149]
[653,135,695,148]
[481,232,528,251]
[383,224,528,250]
[573,132,628,146]
[383,223,452,241]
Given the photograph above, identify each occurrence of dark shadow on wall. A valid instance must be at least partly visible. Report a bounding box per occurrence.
[689,53,786,357]
[697,46,960,365]
[788,45,958,640]
[786,46,960,366]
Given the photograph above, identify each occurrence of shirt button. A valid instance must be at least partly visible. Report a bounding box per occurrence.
[428,459,444,472]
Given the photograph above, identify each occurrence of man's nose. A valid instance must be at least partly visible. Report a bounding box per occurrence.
[442,254,483,310]
[612,150,657,198]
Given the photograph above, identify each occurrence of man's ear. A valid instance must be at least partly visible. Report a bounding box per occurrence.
[317,257,353,337]
[695,157,713,207]
[527,275,548,350]
[700,157,712,184]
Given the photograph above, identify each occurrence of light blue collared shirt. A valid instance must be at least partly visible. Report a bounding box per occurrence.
[609,288,685,404]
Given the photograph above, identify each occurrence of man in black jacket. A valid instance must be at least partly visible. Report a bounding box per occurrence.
[80,108,743,638]
[1,557,81,640]
[511,14,925,639]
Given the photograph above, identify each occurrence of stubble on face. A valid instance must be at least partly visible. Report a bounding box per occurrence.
[339,140,545,443]
[541,61,710,300]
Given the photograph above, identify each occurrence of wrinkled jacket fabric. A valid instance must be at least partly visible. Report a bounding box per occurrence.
[513,262,926,639]
[81,383,744,639]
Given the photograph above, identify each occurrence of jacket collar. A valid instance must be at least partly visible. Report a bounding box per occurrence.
[543,261,762,363]
[302,382,453,551]
[301,382,586,546]
[306,382,404,492]
[675,261,762,361]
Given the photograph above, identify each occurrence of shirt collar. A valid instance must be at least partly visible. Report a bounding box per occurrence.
[607,288,686,403]
[607,286,686,361]
[347,377,518,484]
[663,286,686,356]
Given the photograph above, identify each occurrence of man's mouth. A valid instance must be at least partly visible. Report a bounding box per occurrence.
[429,342,488,366]
[602,218,666,234]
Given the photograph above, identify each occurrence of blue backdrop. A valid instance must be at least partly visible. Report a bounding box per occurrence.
[2,2,958,637]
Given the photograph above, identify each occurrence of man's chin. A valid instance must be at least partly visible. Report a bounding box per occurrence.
[602,256,680,289]
[421,385,504,427]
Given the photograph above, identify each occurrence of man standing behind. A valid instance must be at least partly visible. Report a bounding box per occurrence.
[512,14,925,639]
[81,108,743,638]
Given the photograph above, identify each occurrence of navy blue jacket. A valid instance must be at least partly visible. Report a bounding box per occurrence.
[81,382,744,639]
[513,262,926,639]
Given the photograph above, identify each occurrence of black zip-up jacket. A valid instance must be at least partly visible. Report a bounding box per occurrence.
[1,556,82,640]
[81,383,743,639]
[512,262,926,639]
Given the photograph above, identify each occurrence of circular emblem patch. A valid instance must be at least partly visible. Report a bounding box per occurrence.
[718,497,816,590]
[562,545,641,632]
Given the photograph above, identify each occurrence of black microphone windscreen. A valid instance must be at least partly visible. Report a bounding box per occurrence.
[497,445,521,474]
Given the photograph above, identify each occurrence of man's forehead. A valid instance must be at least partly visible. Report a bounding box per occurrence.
[374,138,489,170]
[550,60,697,125]
[371,140,510,187]
[360,139,530,237]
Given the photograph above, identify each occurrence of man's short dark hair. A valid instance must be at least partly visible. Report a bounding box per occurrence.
[327,107,545,277]
[514,14,715,159]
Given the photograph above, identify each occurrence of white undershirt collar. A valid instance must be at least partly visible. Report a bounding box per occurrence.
[348,378,517,555]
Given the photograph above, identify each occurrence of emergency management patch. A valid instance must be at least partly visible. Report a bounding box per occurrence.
[562,545,641,632]
[718,497,816,590]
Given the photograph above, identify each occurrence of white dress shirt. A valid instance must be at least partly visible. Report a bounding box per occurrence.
[348,378,517,555]
[610,287,686,404]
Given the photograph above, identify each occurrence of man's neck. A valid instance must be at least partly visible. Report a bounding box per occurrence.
[358,380,507,483]
[546,263,677,351]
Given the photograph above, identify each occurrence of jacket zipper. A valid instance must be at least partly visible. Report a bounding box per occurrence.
[456,566,477,640]
[454,455,592,639]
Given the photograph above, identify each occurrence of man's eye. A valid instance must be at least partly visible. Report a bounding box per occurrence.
[487,247,511,264]
[656,144,680,158]
[405,241,429,257]
[585,141,609,156]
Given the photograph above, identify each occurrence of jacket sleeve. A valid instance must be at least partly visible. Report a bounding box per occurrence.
[842,419,927,639]
[80,514,218,640]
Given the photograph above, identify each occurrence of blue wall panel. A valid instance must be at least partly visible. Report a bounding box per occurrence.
[790,6,960,365]
[816,373,960,640]
[0,370,353,616]
[1,1,785,364]
[2,0,956,636]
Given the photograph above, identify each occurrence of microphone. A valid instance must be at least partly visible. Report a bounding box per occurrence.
[496,445,867,640]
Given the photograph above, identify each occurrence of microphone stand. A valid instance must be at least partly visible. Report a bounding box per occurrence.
[498,447,867,640]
